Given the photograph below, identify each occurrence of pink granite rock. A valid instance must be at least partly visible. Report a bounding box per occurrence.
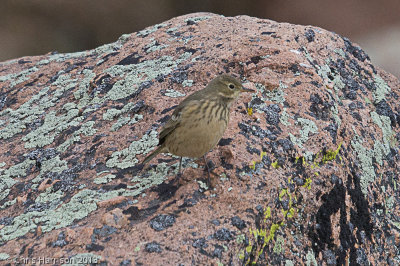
[0,12,399,265]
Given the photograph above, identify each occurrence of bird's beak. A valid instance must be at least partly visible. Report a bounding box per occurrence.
[241,86,255,93]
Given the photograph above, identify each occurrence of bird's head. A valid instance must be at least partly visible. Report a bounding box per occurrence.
[206,74,254,102]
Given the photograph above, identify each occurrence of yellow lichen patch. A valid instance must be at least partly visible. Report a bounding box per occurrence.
[321,142,342,163]
[239,143,343,264]
[260,151,267,160]
[271,161,280,169]
[249,151,268,170]
[264,207,271,221]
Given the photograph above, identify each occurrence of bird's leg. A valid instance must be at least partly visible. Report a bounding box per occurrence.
[203,155,211,187]
[175,157,183,181]
[178,157,182,174]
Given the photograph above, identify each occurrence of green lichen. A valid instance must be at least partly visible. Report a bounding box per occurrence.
[266,86,286,104]
[73,69,97,109]
[0,198,16,210]
[285,260,295,266]
[249,152,268,170]
[134,244,141,252]
[236,234,246,244]
[130,159,198,192]
[32,155,68,184]
[63,102,77,111]
[0,86,53,140]
[103,101,145,121]
[351,111,392,194]
[0,253,10,261]
[0,66,38,87]
[306,250,317,266]
[198,180,209,191]
[391,220,400,230]
[289,118,318,149]
[45,51,87,64]
[184,16,211,23]
[103,108,122,121]
[57,121,97,153]
[22,108,82,149]
[129,114,143,125]
[0,187,144,243]
[329,101,341,129]
[273,235,285,254]
[334,48,346,58]
[351,135,379,195]
[35,187,64,209]
[302,47,343,128]
[373,74,391,103]
[371,111,392,151]
[164,89,186,98]
[386,196,394,214]
[35,189,98,233]
[0,159,35,201]
[104,53,191,101]
[251,83,286,114]
[92,41,122,56]
[94,174,116,184]
[106,130,158,169]
[0,189,10,203]
[280,108,291,126]
[111,116,131,131]
[53,72,79,91]
[144,40,168,53]
[166,27,179,33]
[118,33,131,43]
[130,163,170,189]
[137,23,167,37]
[0,43,200,246]
[3,71,95,147]
[182,79,194,87]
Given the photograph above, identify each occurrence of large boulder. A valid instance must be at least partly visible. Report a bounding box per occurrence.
[1,12,399,265]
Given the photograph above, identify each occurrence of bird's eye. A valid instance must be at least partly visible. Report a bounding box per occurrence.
[228,84,235,89]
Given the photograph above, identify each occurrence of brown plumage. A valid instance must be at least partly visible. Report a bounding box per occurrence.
[142,74,254,180]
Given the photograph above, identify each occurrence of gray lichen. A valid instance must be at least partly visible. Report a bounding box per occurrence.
[0,159,34,201]
[184,16,212,23]
[104,53,191,101]
[137,23,167,37]
[94,174,116,184]
[106,130,158,169]
[289,118,318,149]
[164,89,186,98]
[373,75,391,103]
[0,66,38,87]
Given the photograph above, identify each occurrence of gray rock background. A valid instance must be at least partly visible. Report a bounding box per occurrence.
[1,13,400,265]
[1,0,400,77]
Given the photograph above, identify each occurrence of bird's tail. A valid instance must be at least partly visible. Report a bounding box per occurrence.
[142,145,164,165]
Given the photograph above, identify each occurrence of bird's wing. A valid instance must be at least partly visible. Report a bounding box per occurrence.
[158,100,200,145]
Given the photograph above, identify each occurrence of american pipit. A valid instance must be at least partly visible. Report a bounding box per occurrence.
[142,74,254,183]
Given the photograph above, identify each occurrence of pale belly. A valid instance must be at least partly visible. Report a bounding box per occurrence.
[165,114,228,158]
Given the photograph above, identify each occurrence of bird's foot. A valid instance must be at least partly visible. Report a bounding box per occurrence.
[172,171,182,185]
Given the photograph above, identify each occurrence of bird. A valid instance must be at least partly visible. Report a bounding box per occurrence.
[142,74,254,184]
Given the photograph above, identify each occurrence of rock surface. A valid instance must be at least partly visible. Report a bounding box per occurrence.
[1,12,400,265]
